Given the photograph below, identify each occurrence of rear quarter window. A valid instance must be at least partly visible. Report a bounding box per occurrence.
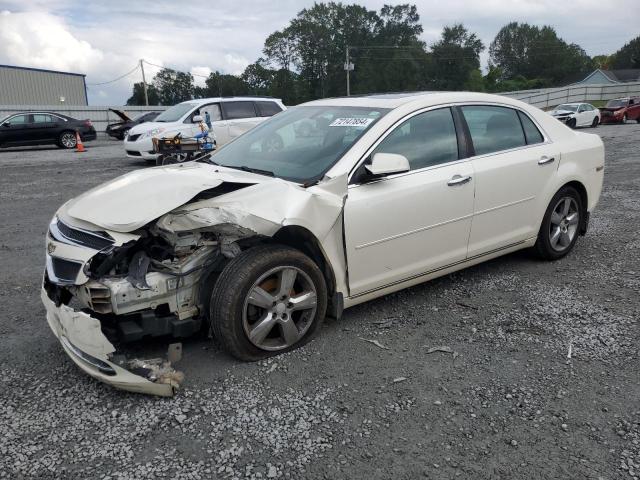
[222,101,257,120]
[517,111,544,145]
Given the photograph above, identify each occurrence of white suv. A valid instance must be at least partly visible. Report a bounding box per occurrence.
[123,97,286,162]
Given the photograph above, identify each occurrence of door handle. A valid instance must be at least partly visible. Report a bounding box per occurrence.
[538,156,555,165]
[447,175,472,186]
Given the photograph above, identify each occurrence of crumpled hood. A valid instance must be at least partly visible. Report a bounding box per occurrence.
[60,163,271,232]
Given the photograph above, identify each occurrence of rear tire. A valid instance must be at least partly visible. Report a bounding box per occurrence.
[210,244,327,361]
[534,186,583,261]
[591,116,599,128]
[58,131,77,149]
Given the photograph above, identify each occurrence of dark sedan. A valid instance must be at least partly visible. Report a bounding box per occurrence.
[0,112,96,149]
[106,109,160,140]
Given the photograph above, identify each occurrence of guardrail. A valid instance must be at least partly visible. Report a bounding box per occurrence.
[0,105,167,136]
[499,82,640,109]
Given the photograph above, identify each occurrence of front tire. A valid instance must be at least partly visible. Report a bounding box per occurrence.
[210,244,327,361]
[622,114,628,124]
[534,186,583,260]
[567,118,576,129]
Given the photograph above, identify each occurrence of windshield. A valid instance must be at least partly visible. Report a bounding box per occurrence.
[210,105,389,183]
[154,102,196,122]
[606,99,627,109]
[556,104,578,112]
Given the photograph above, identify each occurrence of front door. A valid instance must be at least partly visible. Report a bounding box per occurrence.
[459,105,559,257]
[2,114,31,144]
[344,107,475,297]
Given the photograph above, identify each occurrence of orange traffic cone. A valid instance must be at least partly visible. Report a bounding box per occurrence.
[75,130,86,153]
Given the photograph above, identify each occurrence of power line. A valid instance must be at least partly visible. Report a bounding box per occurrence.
[143,60,211,78]
[86,64,140,86]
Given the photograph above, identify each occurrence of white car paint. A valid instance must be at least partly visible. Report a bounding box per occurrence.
[549,102,601,128]
[43,91,604,395]
[123,97,286,161]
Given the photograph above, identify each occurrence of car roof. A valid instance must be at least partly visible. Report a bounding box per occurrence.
[179,97,282,106]
[300,91,536,110]
[6,111,73,119]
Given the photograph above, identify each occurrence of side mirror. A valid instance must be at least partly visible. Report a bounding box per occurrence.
[192,115,203,123]
[365,152,410,176]
[2,122,10,127]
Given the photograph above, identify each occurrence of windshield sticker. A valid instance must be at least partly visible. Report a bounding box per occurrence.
[329,117,375,127]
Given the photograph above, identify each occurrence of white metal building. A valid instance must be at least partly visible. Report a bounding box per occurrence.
[0,64,88,106]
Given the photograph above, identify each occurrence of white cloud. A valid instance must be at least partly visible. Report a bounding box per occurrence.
[190,66,212,87]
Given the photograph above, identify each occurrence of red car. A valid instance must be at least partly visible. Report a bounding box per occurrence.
[599,97,640,124]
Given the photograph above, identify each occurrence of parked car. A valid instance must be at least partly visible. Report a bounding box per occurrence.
[106,109,160,140]
[599,97,640,124]
[0,112,96,149]
[549,103,600,128]
[42,92,604,396]
[123,97,286,162]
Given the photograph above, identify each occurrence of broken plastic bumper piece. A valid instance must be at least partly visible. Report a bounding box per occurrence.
[41,286,181,397]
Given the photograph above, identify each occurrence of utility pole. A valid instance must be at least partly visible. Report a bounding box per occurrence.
[344,46,354,96]
[140,59,149,106]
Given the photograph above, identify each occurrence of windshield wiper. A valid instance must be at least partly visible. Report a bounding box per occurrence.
[227,165,275,177]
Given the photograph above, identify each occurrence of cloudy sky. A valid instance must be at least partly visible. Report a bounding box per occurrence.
[0,0,638,105]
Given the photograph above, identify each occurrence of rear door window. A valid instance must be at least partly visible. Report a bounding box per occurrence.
[221,101,257,120]
[255,101,283,117]
[33,114,53,123]
[517,111,544,145]
[461,106,526,156]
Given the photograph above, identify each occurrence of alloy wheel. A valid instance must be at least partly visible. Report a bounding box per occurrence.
[242,266,317,351]
[549,197,579,252]
[61,132,76,148]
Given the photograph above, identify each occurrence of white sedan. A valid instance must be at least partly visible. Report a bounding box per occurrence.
[549,103,601,128]
[42,92,604,395]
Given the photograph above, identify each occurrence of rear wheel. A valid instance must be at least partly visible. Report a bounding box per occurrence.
[591,116,599,128]
[58,131,77,149]
[534,186,582,260]
[210,244,327,361]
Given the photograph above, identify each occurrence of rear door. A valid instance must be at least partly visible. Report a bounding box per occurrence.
[31,114,58,142]
[629,98,640,120]
[221,101,260,140]
[460,105,558,256]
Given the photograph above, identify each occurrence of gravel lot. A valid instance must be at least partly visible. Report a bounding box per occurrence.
[0,126,638,480]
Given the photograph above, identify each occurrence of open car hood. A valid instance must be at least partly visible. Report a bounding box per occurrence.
[109,108,132,122]
[60,163,269,233]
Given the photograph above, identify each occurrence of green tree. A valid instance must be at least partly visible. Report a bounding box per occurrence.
[152,68,195,105]
[430,24,484,90]
[126,82,160,106]
[489,22,592,85]
[611,36,640,69]
[592,54,613,70]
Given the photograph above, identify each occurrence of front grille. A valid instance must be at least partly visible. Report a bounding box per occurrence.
[126,150,142,156]
[128,134,141,142]
[51,257,82,282]
[56,220,114,251]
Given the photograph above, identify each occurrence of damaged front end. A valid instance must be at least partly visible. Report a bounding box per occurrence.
[42,213,241,396]
[42,163,348,396]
